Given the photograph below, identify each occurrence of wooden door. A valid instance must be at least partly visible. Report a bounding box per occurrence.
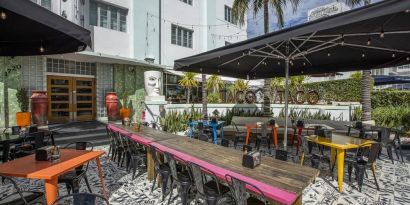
[47,76,95,122]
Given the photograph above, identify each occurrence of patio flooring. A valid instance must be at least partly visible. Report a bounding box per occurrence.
[1,144,409,205]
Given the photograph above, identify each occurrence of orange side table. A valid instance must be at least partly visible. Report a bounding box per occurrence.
[0,149,106,205]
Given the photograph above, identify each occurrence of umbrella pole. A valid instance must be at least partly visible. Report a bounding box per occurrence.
[283,58,290,151]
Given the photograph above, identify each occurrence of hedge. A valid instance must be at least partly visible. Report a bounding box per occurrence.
[371,90,410,108]
[373,106,410,134]
[304,79,361,102]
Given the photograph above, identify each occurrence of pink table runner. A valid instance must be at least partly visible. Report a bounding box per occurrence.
[108,123,298,204]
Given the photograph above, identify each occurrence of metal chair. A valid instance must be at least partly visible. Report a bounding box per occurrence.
[149,145,171,202]
[124,136,146,180]
[11,126,21,135]
[58,142,93,194]
[299,136,335,177]
[189,162,230,205]
[163,151,192,205]
[0,175,45,205]
[378,128,395,164]
[225,174,267,205]
[346,142,382,192]
[51,193,108,205]
[232,122,247,149]
[391,127,405,162]
[105,127,118,161]
[0,141,10,163]
[255,123,271,154]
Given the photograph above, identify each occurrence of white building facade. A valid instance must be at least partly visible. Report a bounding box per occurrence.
[19,0,247,123]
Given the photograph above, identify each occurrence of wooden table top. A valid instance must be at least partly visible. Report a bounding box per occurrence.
[245,123,279,128]
[0,149,104,180]
[156,136,318,196]
[307,133,374,149]
[110,124,177,143]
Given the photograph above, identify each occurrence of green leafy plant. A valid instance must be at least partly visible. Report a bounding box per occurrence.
[122,91,129,109]
[207,75,224,93]
[179,72,199,104]
[373,106,410,135]
[371,91,410,108]
[279,108,332,121]
[207,92,220,103]
[352,106,362,121]
[16,88,29,112]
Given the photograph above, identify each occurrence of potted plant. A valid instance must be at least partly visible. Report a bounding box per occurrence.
[16,88,31,127]
[120,91,131,119]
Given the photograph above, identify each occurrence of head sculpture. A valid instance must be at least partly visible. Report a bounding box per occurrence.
[144,71,161,96]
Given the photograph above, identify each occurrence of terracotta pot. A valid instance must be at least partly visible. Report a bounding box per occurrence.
[120,108,131,119]
[31,91,48,126]
[105,92,119,121]
[16,112,31,127]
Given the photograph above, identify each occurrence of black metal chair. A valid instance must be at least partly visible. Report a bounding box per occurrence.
[11,126,21,135]
[299,136,335,176]
[58,142,93,194]
[391,127,405,162]
[232,122,247,149]
[0,141,10,163]
[113,132,126,167]
[189,162,230,205]
[378,127,395,164]
[255,123,271,154]
[275,149,288,161]
[51,193,108,205]
[346,142,382,192]
[0,175,45,205]
[225,174,267,205]
[220,139,230,147]
[124,136,146,180]
[105,126,116,160]
[163,151,192,205]
[149,145,171,202]
[196,122,212,142]
[14,132,46,158]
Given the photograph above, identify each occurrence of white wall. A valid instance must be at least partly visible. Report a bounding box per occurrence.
[91,26,132,57]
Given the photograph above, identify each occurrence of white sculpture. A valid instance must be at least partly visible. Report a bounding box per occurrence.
[144,71,161,96]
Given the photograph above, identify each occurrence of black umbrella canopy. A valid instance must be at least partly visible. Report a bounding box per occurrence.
[0,0,92,56]
[175,0,410,79]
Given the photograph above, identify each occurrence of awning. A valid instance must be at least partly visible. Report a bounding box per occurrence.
[373,75,410,86]
[0,0,92,56]
[174,0,410,79]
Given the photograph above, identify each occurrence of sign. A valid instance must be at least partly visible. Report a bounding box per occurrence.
[308,2,350,22]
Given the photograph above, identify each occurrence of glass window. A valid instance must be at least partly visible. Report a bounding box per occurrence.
[41,0,51,10]
[119,10,127,32]
[179,0,192,6]
[110,8,118,30]
[171,24,193,48]
[224,5,236,24]
[99,4,108,28]
[90,0,127,32]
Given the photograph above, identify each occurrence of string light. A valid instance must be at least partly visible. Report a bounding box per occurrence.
[246,75,249,80]
[407,57,410,61]
[39,40,45,53]
[0,11,6,20]
[303,62,306,66]
[367,37,371,46]
[392,53,396,58]
[361,52,366,58]
[380,28,385,38]
[237,62,240,66]
[406,9,410,13]
[341,34,345,46]
[327,52,331,57]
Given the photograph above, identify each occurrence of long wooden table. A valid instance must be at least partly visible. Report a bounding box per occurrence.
[306,134,374,193]
[0,149,106,205]
[108,123,319,205]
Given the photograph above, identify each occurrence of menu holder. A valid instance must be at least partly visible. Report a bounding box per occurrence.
[242,151,261,169]
[35,146,60,162]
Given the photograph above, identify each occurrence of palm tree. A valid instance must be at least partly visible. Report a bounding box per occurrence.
[339,0,372,121]
[233,79,249,92]
[270,77,285,102]
[202,74,208,120]
[179,72,198,104]
[233,0,300,116]
[207,75,224,93]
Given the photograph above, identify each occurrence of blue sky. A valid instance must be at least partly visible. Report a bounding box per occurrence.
[247,0,380,38]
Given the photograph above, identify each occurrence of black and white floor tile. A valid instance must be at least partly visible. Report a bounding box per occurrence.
[1,145,409,205]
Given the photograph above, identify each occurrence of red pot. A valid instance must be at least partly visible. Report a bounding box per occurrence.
[31,91,48,126]
[105,92,119,121]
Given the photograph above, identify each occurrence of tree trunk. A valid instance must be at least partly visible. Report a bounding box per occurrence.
[361,0,372,121]
[187,88,191,104]
[202,74,208,120]
[262,0,271,117]
[4,72,9,128]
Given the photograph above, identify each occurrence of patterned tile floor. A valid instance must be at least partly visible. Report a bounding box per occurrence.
[1,144,409,205]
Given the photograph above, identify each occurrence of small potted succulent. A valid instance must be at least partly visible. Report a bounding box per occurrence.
[120,91,131,120]
[16,88,31,127]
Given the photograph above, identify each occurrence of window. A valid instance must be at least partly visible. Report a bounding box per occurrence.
[179,0,193,5]
[224,5,236,24]
[89,0,127,32]
[31,0,51,10]
[171,24,193,48]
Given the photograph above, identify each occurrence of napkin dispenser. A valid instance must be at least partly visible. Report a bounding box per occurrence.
[242,151,261,169]
[35,146,54,161]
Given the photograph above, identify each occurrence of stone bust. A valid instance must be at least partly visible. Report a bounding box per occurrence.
[144,71,161,96]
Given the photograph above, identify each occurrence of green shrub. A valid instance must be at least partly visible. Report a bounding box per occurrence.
[304,79,361,102]
[372,106,410,134]
[371,91,410,108]
[207,93,220,103]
